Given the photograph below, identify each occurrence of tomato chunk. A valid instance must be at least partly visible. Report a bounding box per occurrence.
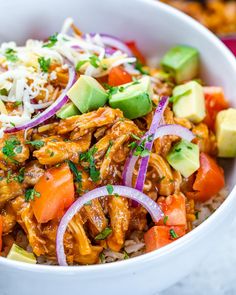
[32,163,75,223]
[108,66,132,87]
[188,152,225,202]
[203,87,229,130]
[144,225,185,253]
[157,193,187,228]
[0,215,2,252]
[126,41,146,64]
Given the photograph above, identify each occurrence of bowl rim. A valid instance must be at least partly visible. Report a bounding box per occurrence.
[1,0,236,273]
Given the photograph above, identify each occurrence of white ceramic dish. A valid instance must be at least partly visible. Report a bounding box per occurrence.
[0,0,236,294]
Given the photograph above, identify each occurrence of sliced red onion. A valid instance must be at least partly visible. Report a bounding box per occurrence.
[88,33,133,56]
[122,96,196,195]
[4,66,76,133]
[122,96,169,188]
[153,124,195,142]
[135,124,195,191]
[56,185,163,266]
[221,36,236,56]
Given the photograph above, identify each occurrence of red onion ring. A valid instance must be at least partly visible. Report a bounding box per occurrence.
[122,97,195,195]
[87,33,133,56]
[221,36,236,56]
[4,65,76,133]
[122,96,169,188]
[56,185,163,266]
[135,124,195,191]
[153,124,195,141]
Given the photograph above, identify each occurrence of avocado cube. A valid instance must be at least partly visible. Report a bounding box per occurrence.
[216,108,236,157]
[56,102,80,119]
[7,244,36,264]
[167,139,200,178]
[109,76,152,119]
[67,75,108,113]
[172,81,206,123]
[161,45,199,84]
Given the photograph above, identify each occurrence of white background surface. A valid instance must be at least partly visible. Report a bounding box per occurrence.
[160,219,236,295]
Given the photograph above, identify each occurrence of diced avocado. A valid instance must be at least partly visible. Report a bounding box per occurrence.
[161,45,199,84]
[172,81,206,123]
[109,76,152,119]
[167,139,200,178]
[216,108,236,157]
[67,75,108,113]
[7,244,36,264]
[56,102,80,119]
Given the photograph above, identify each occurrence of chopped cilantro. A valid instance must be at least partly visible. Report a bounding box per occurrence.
[5,48,18,62]
[43,33,58,48]
[14,167,25,183]
[68,160,82,183]
[26,140,45,149]
[89,55,100,68]
[6,170,12,183]
[133,138,150,157]
[25,188,41,202]
[10,122,15,127]
[38,57,51,73]
[123,251,129,259]
[105,140,113,158]
[76,60,88,71]
[2,136,21,159]
[135,60,149,75]
[195,211,199,220]
[99,252,105,263]
[163,215,168,225]
[0,88,8,96]
[95,227,112,240]
[187,146,193,150]
[128,141,138,150]
[14,101,22,107]
[169,229,179,240]
[130,133,141,141]
[106,184,114,195]
[80,146,100,182]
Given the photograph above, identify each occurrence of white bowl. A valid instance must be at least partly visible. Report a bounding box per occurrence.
[0,0,236,294]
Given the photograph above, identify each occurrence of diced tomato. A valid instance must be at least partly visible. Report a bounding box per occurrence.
[0,215,3,252]
[187,153,225,202]
[125,41,146,64]
[144,225,185,253]
[108,66,132,87]
[32,163,75,223]
[157,194,187,228]
[203,87,229,130]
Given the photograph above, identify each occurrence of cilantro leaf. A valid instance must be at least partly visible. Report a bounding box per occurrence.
[169,229,179,240]
[25,188,41,202]
[43,33,58,48]
[0,88,8,96]
[2,136,21,159]
[68,160,82,183]
[89,55,100,68]
[105,141,113,158]
[76,60,88,72]
[14,167,25,183]
[135,60,149,75]
[5,48,18,62]
[106,184,114,195]
[95,227,112,240]
[79,146,100,182]
[26,140,45,149]
[38,57,51,73]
